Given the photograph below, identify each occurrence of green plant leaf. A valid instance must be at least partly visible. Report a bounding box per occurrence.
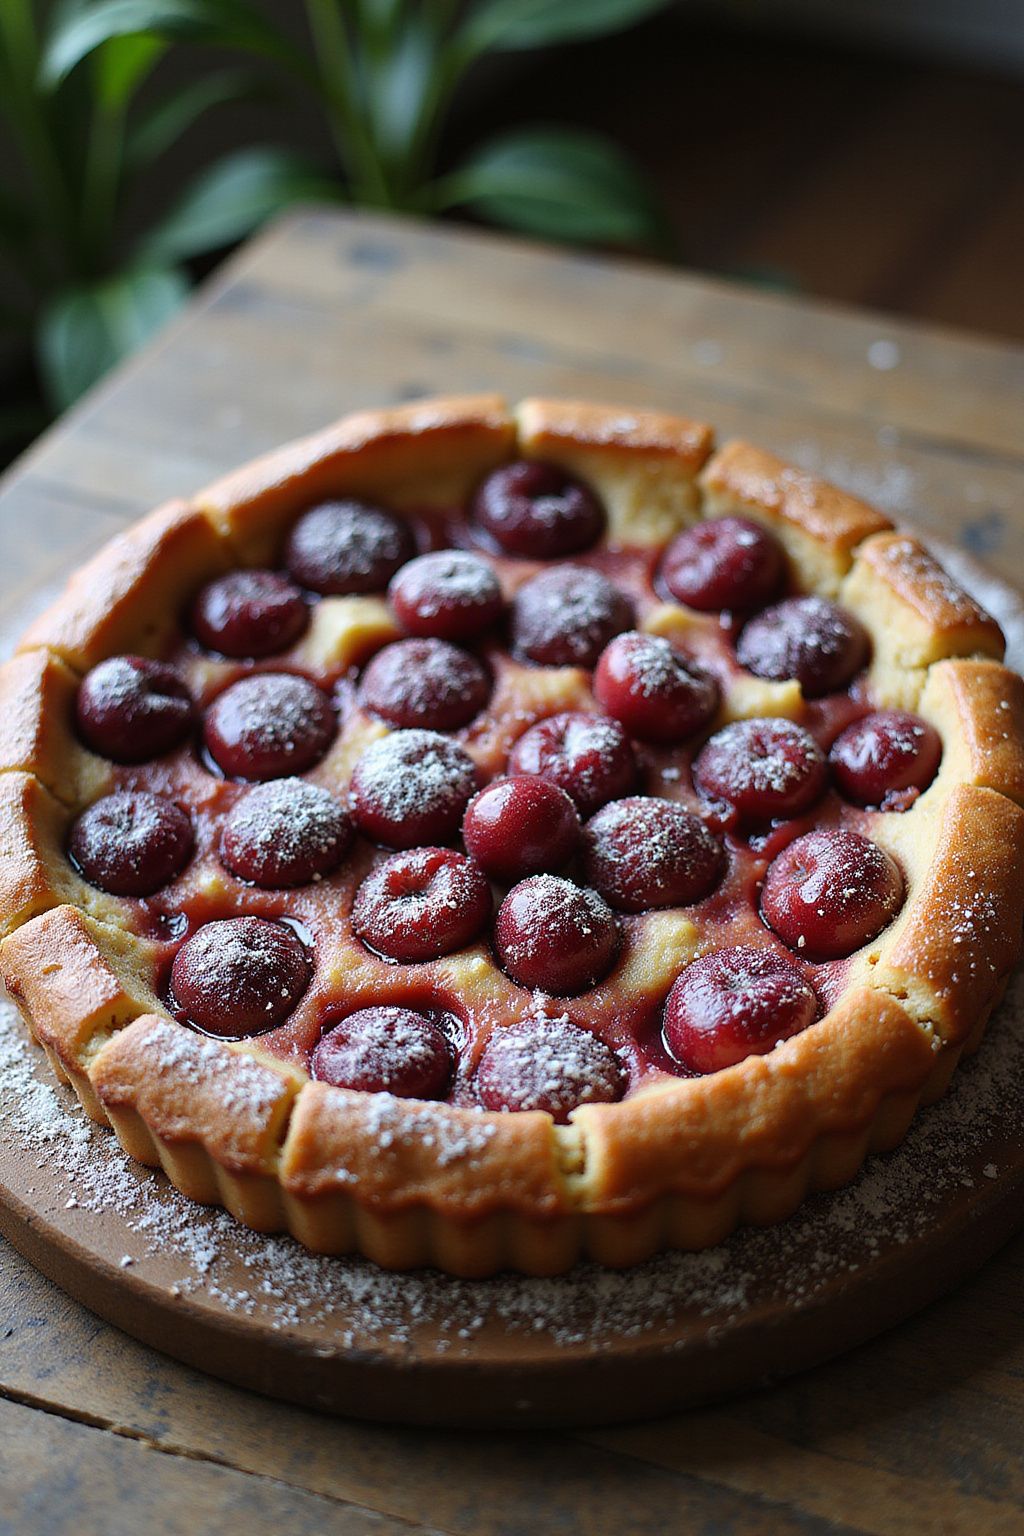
[94,30,166,107]
[125,64,270,169]
[362,15,437,174]
[432,127,672,249]
[37,264,189,410]
[40,0,295,89]
[136,146,341,264]
[459,0,674,53]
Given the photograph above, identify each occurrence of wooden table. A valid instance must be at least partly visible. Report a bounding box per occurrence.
[2,209,1023,1535]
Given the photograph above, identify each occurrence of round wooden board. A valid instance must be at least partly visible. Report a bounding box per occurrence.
[1,548,1022,1429]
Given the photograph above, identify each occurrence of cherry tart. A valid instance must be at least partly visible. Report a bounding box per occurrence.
[2,394,1023,1280]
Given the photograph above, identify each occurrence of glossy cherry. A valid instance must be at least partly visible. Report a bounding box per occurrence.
[494,874,620,995]
[760,827,904,960]
[360,638,490,731]
[507,711,636,817]
[170,916,311,1037]
[220,778,352,888]
[285,500,415,595]
[737,596,869,698]
[76,655,195,763]
[594,632,719,743]
[463,775,580,882]
[661,516,784,612]
[203,672,335,780]
[664,946,818,1073]
[582,797,723,913]
[311,1006,453,1098]
[476,1016,624,1121]
[389,550,503,641]
[352,847,491,962]
[510,565,633,668]
[190,569,308,658]
[69,791,193,897]
[350,729,477,848]
[472,460,604,558]
[693,717,827,827]
[830,709,942,810]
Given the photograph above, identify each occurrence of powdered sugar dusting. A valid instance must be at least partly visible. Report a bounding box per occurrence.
[2,968,1023,1352]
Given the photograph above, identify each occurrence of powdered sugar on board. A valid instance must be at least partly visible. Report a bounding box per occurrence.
[2,965,1023,1355]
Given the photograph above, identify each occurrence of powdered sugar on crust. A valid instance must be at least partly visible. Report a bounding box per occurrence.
[873,536,996,625]
[133,1019,285,1119]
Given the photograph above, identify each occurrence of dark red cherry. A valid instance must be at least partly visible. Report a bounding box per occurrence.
[311,1006,452,1098]
[760,828,904,960]
[76,656,195,764]
[476,1017,624,1122]
[507,711,636,817]
[350,729,477,848]
[170,916,311,1037]
[472,460,604,558]
[594,632,719,743]
[203,672,334,780]
[285,500,414,595]
[352,847,491,962]
[694,718,827,827]
[511,566,633,669]
[664,946,818,1073]
[360,638,490,731]
[494,875,620,995]
[661,516,785,612]
[68,791,192,897]
[190,569,308,658]
[463,776,580,882]
[389,550,503,641]
[737,596,869,698]
[220,778,352,888]
[830,710,942,810]
[582,797,723,913]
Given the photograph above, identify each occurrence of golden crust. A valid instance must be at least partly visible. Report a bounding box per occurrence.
[700,440,892,594]
[0,651,111,806]
[0,904,161,1087]
[920,659,1024,806]
[16,502,230,673]
[195,394,516,566]
[0,772,92,937]
[863,784,1024,1045]
[573,988,936,1210]
[3,396,1021,1275]
[90,1016,302,1175]
[842,534,1004,706]
[280,1082,570,1218]
[516,398,714,548]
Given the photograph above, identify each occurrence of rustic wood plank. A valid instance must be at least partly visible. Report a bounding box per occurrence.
[0,1240,869,1536]
[0,1391,428,1536]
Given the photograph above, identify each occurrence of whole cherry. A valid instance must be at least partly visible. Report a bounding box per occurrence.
[594,631,719,743]
[462,775,580,882]
[664,945,818,1073]
[472,460,605,558]
[311,1006,453,1098]
[760,827,904,960]
[494,874,620,995]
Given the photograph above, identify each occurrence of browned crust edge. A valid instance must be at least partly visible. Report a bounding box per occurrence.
[2,396,1023,1275]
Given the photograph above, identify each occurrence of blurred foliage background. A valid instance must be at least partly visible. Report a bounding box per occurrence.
[0,0,676,449]
[2,1,1022,462]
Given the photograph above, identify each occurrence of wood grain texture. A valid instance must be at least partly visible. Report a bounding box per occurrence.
[1,207,1022,1531]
